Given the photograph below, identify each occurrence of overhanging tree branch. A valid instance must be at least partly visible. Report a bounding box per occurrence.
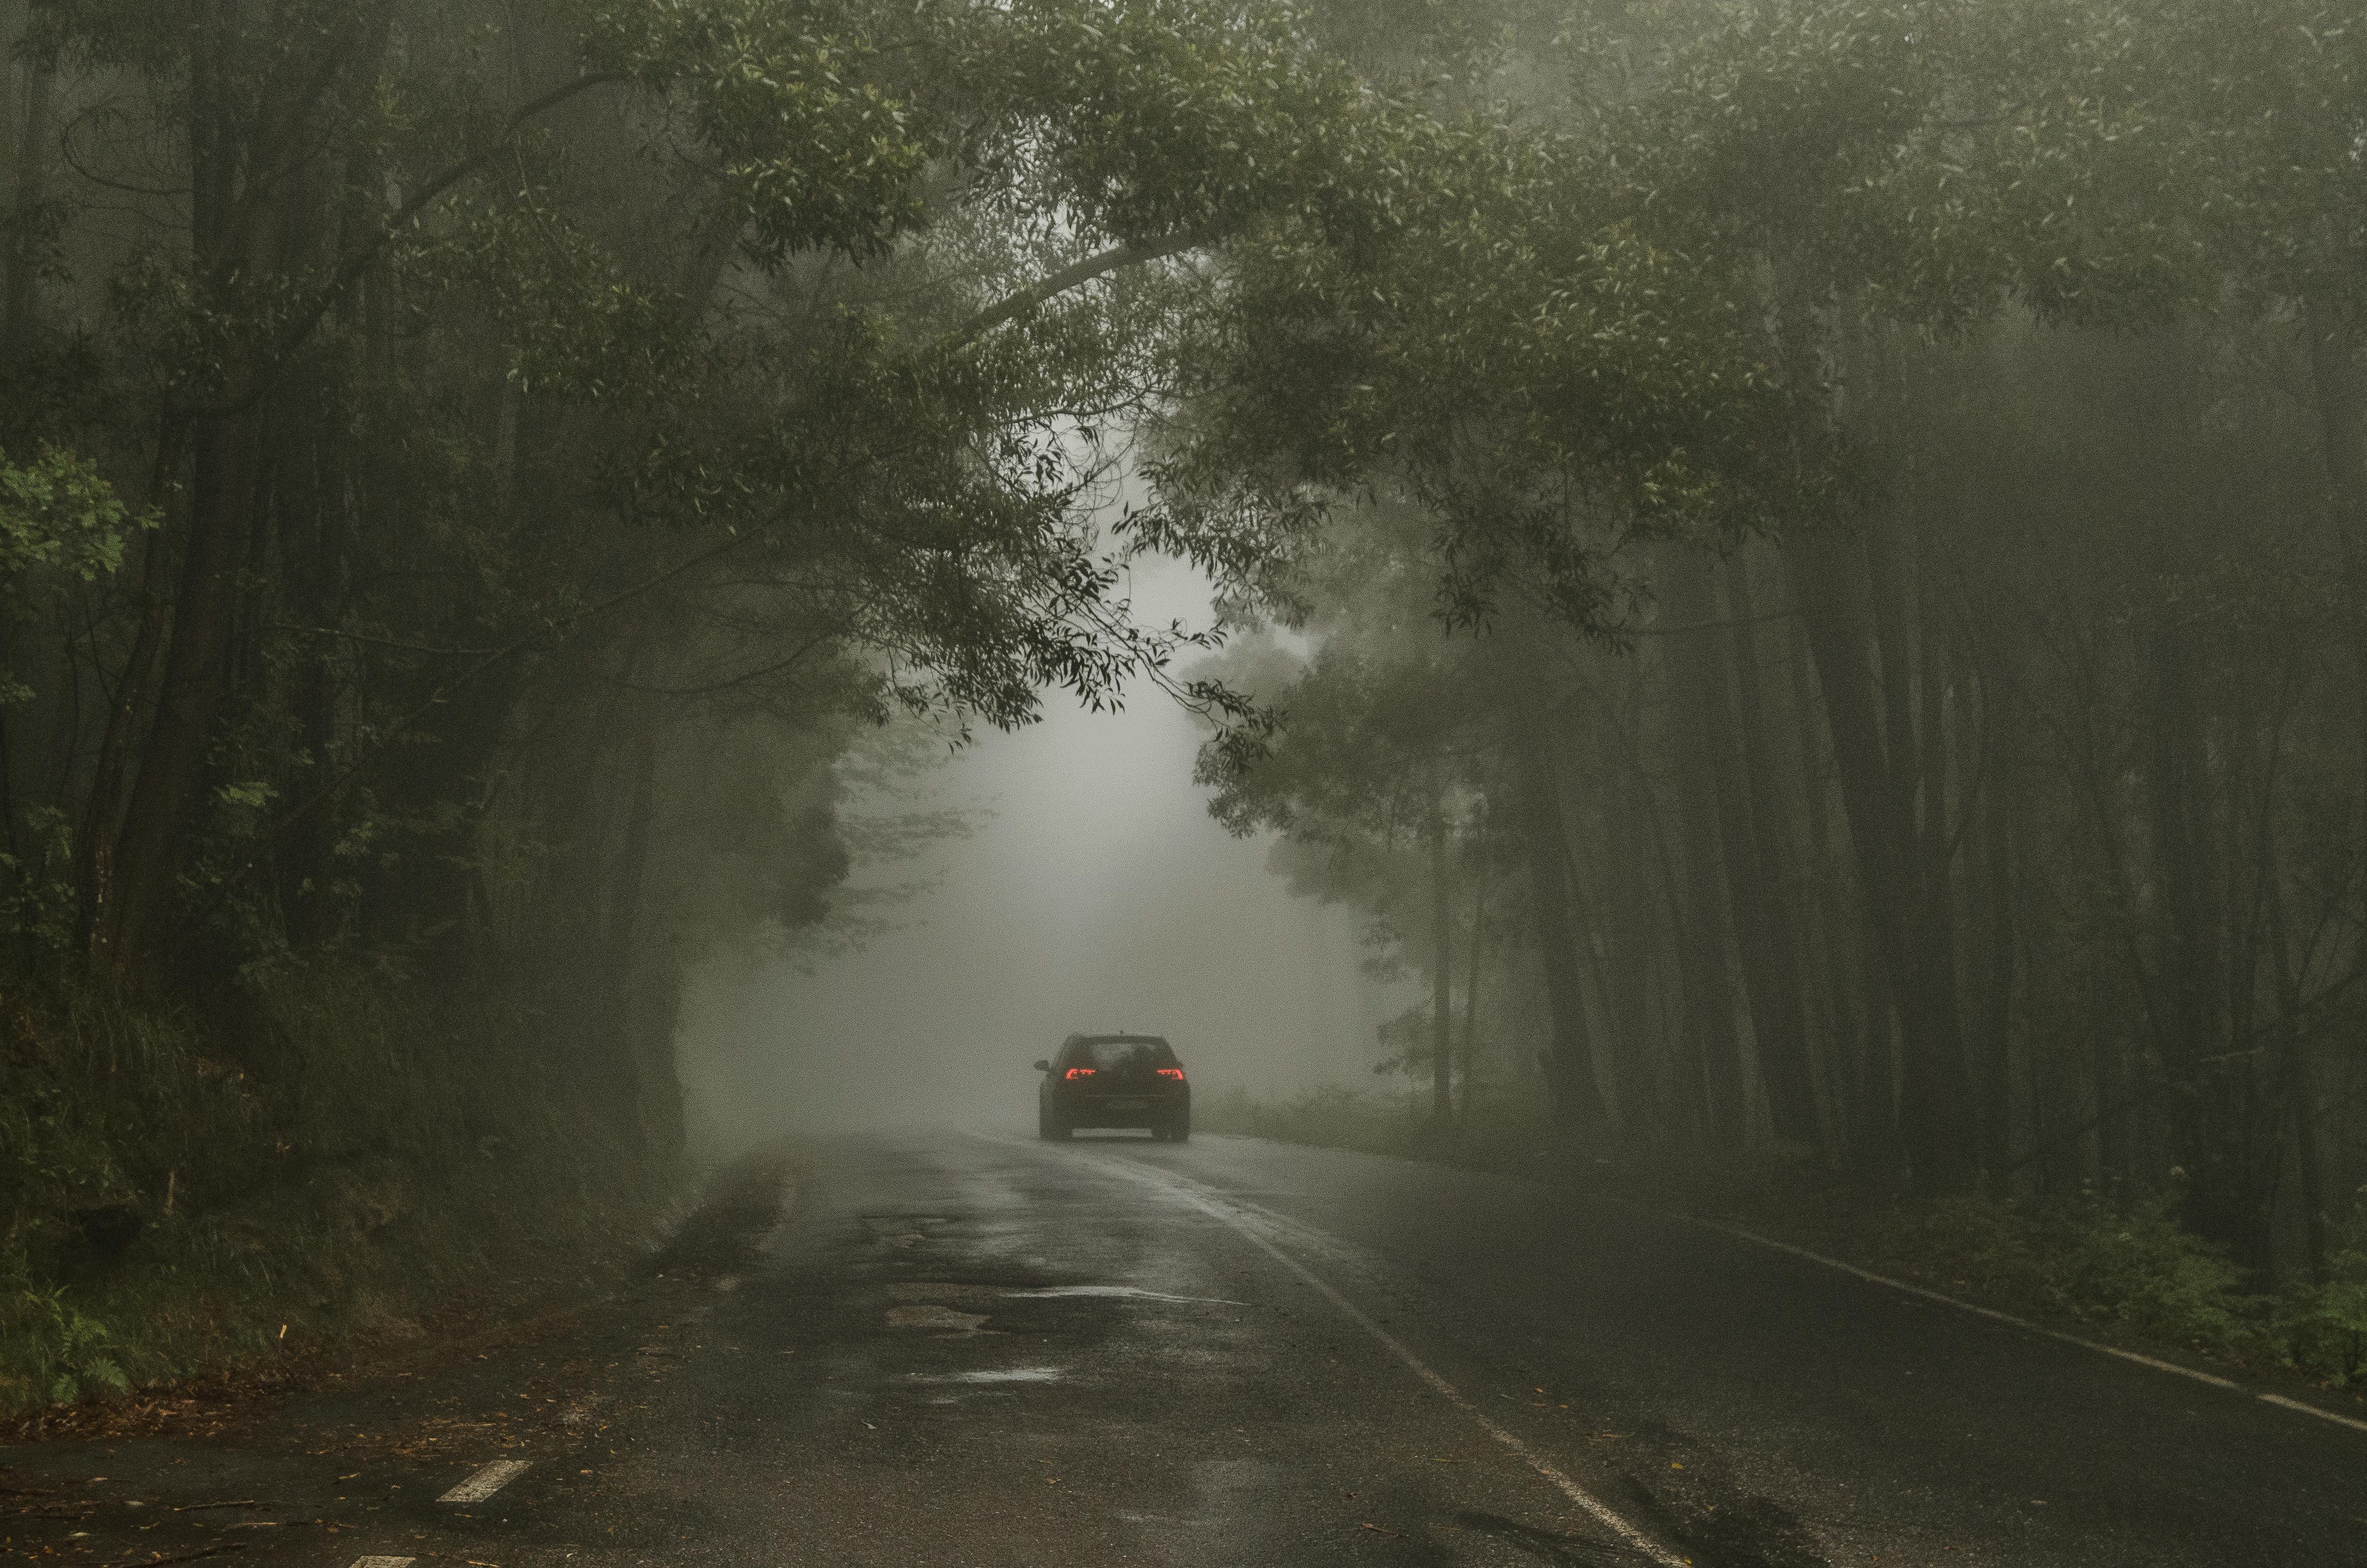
[179,70,636,415]
[938,234,1203,353]
[277,70,634,355]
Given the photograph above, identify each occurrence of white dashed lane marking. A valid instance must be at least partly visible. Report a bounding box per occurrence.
[348,1556,416,1567]
[438,1459,531,1503]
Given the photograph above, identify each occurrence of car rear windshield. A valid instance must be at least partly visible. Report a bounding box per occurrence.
[1077,1038,1175,1070]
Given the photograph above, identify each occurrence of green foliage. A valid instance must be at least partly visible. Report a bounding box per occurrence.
[0,807,80,956]
[0,0,1441,992]
[0,970,669,1414]
[2281,1203,2367,1387]
[0,1288,129,1409]
[2025,1194,2265,1351]
[0,443,130,584]
[1928,1189,2365,1374]
[0,442,138,703]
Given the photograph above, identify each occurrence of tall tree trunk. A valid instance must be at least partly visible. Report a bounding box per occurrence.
[2261,835,2329,1280]
[1428,791,1454,1130]
[2148,616,2259,1259]
[75,432,186,963]
[104,13,298,974]
[1883,514,1979,1190]
[0,6,17,884]
[1976,664,2018,1196]
[1521,737,1608,1130]
[2303,302,2367,1254]
[0,1,19,225]
[2304,300,2367,827]
[1556,704,1660,1136]
[1716,553,1821,1146]
[1788,526,1975,1191]
[1787,603,1872,1163]
[602,722,662,1149]
[1626,745,1707,1138]
[5,52,49,352]
[279,450,342,947]
[1657,576,1750,1146]
[1590,767,1671,1137]
[103,406,265,970]
[1460,802,1487,1126]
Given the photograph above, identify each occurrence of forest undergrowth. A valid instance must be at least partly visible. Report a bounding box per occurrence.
[0,970,678,1422]
[1198,1086,2367,1393]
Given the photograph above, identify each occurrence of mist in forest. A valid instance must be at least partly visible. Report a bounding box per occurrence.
[673,555,1400,1151]
[8,0,2367,1406]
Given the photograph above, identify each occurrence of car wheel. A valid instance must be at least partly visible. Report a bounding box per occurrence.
[1039,1102,1069,1140]
[1168,1111,1190,1143]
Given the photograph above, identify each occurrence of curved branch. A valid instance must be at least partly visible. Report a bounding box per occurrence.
[58,102,189,198]
[938,233,1202,353]
[267,623,499,658]
[608,630,846,696]
[272,70,633,360]
[178,70,635,416]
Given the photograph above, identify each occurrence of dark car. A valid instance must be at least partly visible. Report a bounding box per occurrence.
[1034,1033,1191,1141]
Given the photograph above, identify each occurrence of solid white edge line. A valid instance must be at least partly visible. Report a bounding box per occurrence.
[1037,1134,2367,1441]
[438,1458,531,1504]
[1120,1133,2367,1440]
[1696,1222,2367,1434]
[980,1134,1690,1567]
[1699,1225,2244,1391]
[2255,1392,2367,1435]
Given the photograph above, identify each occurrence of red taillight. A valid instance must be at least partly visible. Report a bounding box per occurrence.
[1157,1067,1185,1081]
[1064,1067,1095,1080]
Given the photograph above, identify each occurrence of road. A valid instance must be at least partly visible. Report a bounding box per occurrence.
[6,1129,2362,1567]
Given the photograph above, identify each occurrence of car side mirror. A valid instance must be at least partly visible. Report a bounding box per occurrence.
[1032,1059,1050,1073]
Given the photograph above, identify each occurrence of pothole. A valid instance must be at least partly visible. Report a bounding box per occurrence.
[862,1217,950,1249]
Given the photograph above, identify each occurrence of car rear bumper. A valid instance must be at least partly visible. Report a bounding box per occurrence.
[1047,1087,1189,1128]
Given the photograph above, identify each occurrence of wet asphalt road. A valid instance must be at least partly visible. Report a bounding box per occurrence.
[8,1129,2365,1567]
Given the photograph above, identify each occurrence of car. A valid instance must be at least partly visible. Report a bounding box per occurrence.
[1034,1033,1191,1141]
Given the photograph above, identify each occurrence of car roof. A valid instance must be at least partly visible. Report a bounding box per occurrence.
[1061,1033,1171,1047]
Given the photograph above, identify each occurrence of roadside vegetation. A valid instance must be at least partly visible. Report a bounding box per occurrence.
[1,975,664,1417]
[1201,1085,2367,1390]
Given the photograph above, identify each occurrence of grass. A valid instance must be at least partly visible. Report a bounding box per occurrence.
[0,966,676,1418]
[1199,1082,2367,1389]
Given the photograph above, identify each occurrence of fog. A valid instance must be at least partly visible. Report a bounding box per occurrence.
[676,555,1403,1151]
[14,0,2367,1452]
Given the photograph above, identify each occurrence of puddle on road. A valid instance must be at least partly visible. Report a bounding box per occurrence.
[887,1281,1246,1307]
[1004,1285,1247,1306]
[886,1282,998,1302]
[908,1367,1065,1384]
[885,1305,988,1332]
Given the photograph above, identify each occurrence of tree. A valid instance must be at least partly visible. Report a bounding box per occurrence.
[0,0,1389,1000]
